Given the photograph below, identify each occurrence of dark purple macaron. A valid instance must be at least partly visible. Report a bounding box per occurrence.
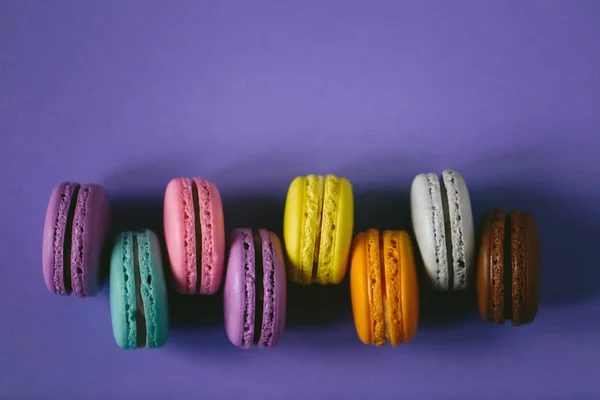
[42,182,111,297]
[224,228,286,348]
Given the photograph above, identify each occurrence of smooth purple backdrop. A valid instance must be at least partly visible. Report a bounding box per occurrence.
[2,1,599,398]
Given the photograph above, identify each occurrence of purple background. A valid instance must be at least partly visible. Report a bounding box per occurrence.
[2,1,599,398]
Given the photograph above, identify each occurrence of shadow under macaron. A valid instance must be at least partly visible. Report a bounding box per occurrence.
[166,194,289,354]
[221,193,286,237]
[413,182,600,339]
[282,188,414,331]
[103,194,226,346]
[353,189,485,343]
[280,188,484,348]
[90,167,599,352]
[102,194,166,277]
[469,183,600,308]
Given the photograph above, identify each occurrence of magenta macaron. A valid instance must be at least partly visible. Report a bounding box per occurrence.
[42,182,111,297]
[224,228,287,348]
[164,178,225,295]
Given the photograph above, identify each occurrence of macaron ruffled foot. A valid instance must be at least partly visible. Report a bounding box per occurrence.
[283,174,354,285]
[476,208,541,326]
[164,178,225,295]
[110,230,169,349]
[410,170,475,291]
[350,229,419,346]
[42,182,111,297]
[224,228,286,349]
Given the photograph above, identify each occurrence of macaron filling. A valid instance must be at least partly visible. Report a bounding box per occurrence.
[441,170,467,289]
[70,184,93,297]
[316,176,341,284]
[191,180,203,294]
[439,178,454,290]
[382,231,404,346]
[379,235,390,342]
[253,231,264,345]
[366,230,385,345]
[299,175,324,284]
[258,231,278,347]
[132,234,147,348]
[61,184,80,294]
[240,230,255,348]
[424,173,448,289]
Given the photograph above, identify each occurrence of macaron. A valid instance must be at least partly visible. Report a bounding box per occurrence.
[110,230,169,349]
[42,182,111,297]
[477,208,541,326]
[164,178,225,295]
[283,174,354,285]
[410,169,475,291]
[224,228,286,349]
[350,229,419,346]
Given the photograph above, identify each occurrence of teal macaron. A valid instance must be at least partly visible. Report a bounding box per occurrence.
[110,230,169,349]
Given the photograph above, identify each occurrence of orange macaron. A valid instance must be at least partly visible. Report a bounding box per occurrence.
[350,229,419,346]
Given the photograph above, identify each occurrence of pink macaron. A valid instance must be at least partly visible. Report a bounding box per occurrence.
[164,178,225,295]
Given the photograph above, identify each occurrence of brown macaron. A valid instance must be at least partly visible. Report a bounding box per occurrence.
[476,208,541,326]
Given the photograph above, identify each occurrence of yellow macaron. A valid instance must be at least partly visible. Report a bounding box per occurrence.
[283,174,354,285]
[350,229,419,346]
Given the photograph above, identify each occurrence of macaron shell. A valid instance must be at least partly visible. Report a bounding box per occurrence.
[382,230,402,346]
[269,231,287,346]
[398,231,419,342]
[137,230,169,348]
[282,176,304,283]
[350,232,371,345]
[69,185,90,297]
[491,209,506,324]
[441,170,475,290]
[298,175,323,284]
[329,177,353,285]
[510,210,527,325]
[224,228,255,348]
[42,183,71,295]
[366,229,385,346]
[411,173,449,290]
[256,229,287,347]
[110,232,137,349]
[73,184,110,297]
[164,178,197,294]
[193,178,225,295]
[315,175,336,284]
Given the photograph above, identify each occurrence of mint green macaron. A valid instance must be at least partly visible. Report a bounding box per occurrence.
[110,230,169,349]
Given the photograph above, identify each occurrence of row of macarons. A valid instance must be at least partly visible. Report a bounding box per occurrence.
[42,171,541,349]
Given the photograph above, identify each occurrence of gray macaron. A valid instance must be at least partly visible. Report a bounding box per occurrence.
[410,170,475,291]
